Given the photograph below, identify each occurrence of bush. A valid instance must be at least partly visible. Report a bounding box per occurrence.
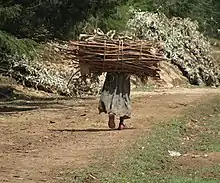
[0,31,38,58]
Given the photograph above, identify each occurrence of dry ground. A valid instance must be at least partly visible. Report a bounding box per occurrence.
[1,87,220,183]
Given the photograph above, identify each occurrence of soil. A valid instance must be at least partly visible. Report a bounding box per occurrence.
[1,86,220,183]
[179,152,220,170]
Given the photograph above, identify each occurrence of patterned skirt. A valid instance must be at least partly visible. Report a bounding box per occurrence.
[98,72,131,119]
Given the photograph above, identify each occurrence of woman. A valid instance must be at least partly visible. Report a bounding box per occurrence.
[98,72,131,130]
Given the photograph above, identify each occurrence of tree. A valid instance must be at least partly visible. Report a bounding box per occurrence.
[0,0,127,40]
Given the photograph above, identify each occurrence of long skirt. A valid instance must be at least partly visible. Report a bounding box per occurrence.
[98,72,131,119]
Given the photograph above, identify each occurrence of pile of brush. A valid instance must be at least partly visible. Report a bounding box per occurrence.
[67,33,167,78]
[126,10,220,86]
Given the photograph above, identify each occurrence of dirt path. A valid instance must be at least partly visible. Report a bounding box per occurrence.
[0,88,220,183]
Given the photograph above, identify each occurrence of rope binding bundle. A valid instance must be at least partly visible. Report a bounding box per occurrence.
[68,29,168,78]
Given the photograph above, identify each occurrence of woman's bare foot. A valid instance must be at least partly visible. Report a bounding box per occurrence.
[108,113,115,129]
[118,123,128,130]
[118,117,126,130]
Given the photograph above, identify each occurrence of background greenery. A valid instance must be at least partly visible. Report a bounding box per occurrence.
[0,0,219,58]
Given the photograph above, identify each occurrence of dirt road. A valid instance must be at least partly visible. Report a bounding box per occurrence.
[0,87,220,183]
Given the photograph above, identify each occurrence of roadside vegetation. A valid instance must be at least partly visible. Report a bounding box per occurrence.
[59,96,220,183]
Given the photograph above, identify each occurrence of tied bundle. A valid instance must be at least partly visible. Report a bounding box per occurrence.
[67,32,168,78]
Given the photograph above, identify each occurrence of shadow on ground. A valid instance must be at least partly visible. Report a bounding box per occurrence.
[48,127,136,132]
[0,85,96,113]
[0,106,38,113]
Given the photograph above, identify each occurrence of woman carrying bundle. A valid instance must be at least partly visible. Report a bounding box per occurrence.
[98,72,131,130]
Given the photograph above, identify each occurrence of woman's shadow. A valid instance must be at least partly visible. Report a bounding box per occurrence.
[49,127,136,133]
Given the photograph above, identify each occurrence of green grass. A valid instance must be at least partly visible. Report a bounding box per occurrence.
[59,96,220,183]
[0,30,39,59]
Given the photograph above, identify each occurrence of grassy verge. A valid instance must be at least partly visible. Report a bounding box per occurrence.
[60,96,220,183]
[0,30,39,59]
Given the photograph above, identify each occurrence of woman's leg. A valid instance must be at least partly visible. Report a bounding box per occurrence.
[118,117,126,130]
[108,113,115,129]
[99,72,131,129]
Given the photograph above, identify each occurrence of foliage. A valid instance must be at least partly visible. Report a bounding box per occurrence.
[0,0,219,41]
[128,0,220,37]
[0,0,219,94]
[0,31,37,58]
[126,10,220,86]
[0,0,127,40]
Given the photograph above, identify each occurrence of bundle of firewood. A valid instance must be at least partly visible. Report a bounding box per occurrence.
[67,38,167,78]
